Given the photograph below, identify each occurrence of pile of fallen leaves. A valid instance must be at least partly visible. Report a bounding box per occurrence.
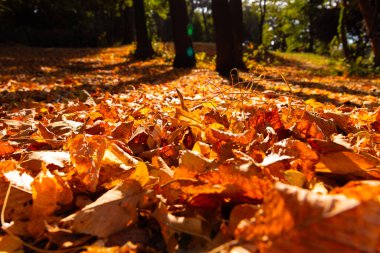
[0,46,380,253]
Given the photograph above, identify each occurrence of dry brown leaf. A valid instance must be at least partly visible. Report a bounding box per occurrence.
[308,138,349,153]
[235,182,380,253]
[0,160,18,173]
[178,150,214,173]
[209,128,256,145]
[291,110,337,140]
[181,161,268,208]
[320,111,355,133]
[3,170,33,192]
[315,151,380,177]
[0,181,32,221]
[266,138,319,180]
[111,121,134,140]
[31,170,73,218]
[60,180,143,238]
[228,204,258,234]
[68,134,107,192]
[107,142,139,166]
[20,151,70,172]
[0,141,16,157]
[36,122,63,149]
[152,202,209,252]
[153,203,208,239]
[47,120,82,136]
[151,156,174,185]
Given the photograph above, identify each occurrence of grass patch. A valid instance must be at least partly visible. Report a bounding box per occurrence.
[271,51,346,75]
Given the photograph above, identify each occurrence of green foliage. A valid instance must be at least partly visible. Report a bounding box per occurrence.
[242,1,260,45]
[145,0,169,19]
[152,42,174,62]
[243,43,274,68]
[346,57,380,77]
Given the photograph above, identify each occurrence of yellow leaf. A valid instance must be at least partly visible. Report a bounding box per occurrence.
[129,161,150,187]
[283,169,306,187]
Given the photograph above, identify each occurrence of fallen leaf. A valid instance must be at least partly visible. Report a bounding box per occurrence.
[129,161,150,187]
[31,170,73,218]
[315,151,380,177]
[235,182,380,253]
[0,182,32,221]
[60,180,143,238]
[20,151,70,172]
[178,150,214,173]
[3,170,33,192]
[68,134,107,192]
[0,141,16,157]
[283,169,306,187]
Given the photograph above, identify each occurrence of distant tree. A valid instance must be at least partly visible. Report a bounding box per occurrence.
[242,1,260,45]
[357,0,380,66]
[212,0,246,76]
[133,0,154,58]
[230,0,246,69]
[258,0,267,45]
[338,0,351,60]
[188,0,213,42]
[168,0,196,67]
[145,0,171,41]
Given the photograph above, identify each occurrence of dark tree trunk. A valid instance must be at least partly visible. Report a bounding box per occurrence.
[339,0,351,60]
[212,0,234,76]
[133,0,154,59]
[230,0,246,70]
[123,6,135,44]
[212,0,245,76]
[168,0,196,68]
[358,0,380,67]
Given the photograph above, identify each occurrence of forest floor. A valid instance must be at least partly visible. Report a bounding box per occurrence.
[1,44,379,108]
[0,44,380,252]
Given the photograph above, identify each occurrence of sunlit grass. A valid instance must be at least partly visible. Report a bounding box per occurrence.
[271,51,346,75]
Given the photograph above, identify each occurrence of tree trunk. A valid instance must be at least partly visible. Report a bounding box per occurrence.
[338,0,350,60]
[168,0,196,68]
[212,0,245,76]
[358,0,380,67]
[133,0,154,59]
[123,6,135,44]
[230,0,246,70]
